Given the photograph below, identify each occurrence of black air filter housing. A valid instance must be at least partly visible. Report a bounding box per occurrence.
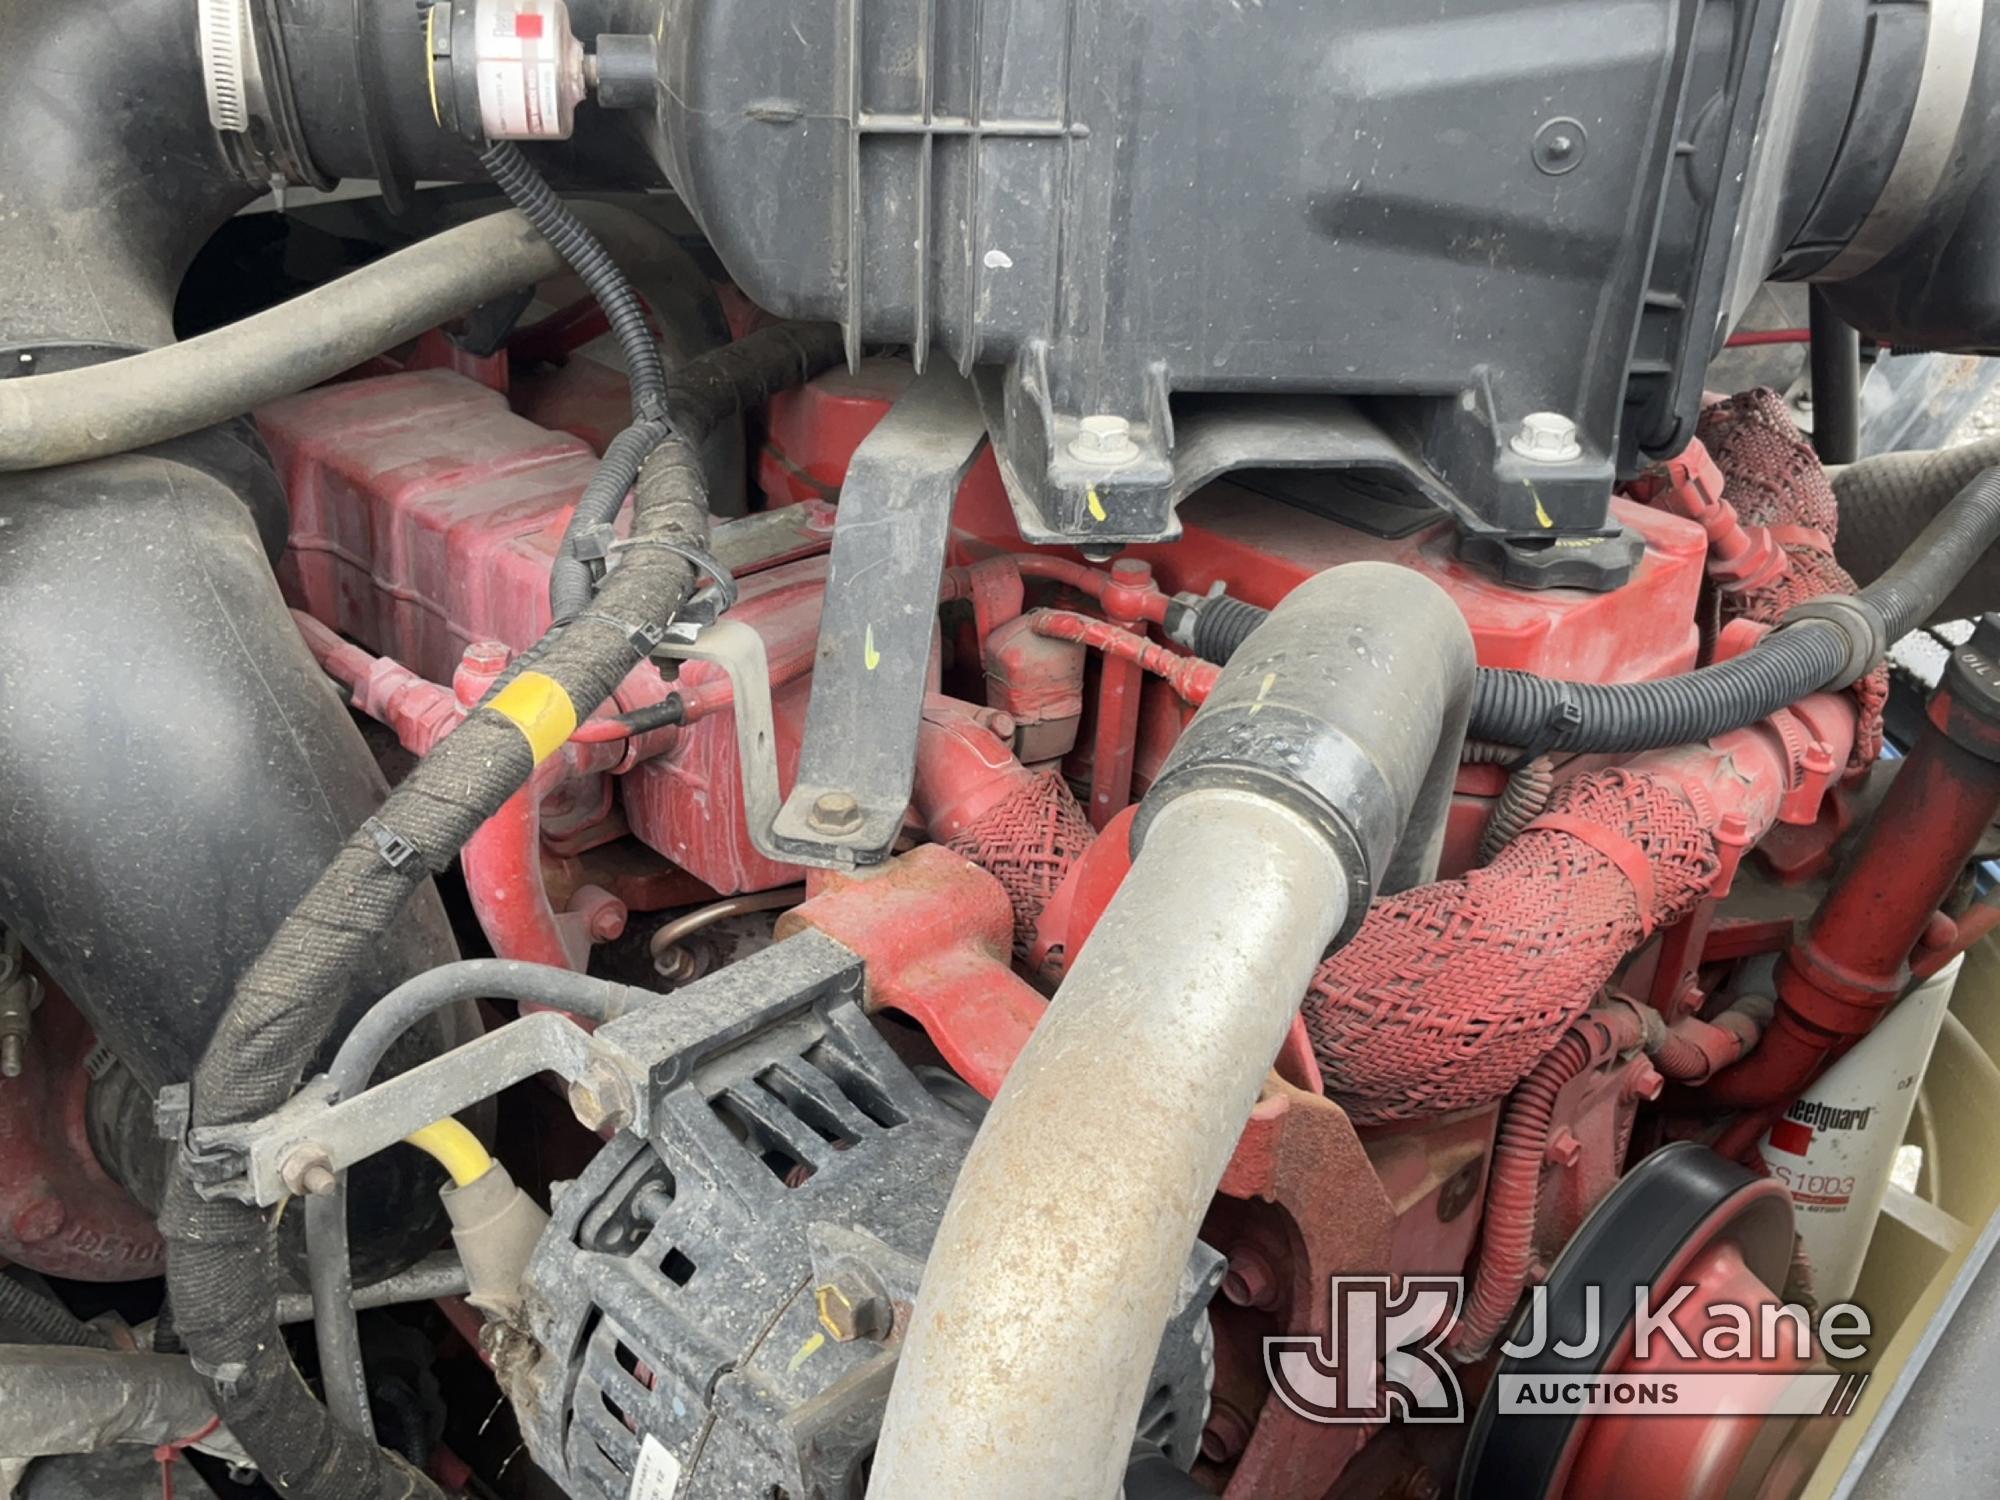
[649,0,1804,585]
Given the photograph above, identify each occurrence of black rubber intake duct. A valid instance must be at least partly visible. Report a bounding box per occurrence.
[0,0,470,1275]
[0,460,466,1273]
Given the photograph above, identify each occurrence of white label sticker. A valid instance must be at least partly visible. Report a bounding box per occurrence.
[627,1433,683,1500]
[474,0,577,139]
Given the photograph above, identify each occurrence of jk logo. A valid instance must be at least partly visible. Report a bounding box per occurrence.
[1264,1276,1466,1424]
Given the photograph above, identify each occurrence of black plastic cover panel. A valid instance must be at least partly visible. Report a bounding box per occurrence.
[654,0,1787,577]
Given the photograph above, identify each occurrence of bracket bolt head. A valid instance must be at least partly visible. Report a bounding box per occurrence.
[808,790,863,835]
[1068,413,1140,466]
[568,1062,636,1134]
[1510,411,1583,464]
[814,1272,892,1342]
[1545,1126,1583,1170]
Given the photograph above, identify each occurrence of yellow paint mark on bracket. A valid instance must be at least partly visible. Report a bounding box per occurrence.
[425,4,442,127]
[1087,487,1107,523]
[787,1331,826,1373]
[864,625,881,671]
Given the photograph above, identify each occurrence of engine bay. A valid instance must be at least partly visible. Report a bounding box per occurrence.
[4,2,2000,1498]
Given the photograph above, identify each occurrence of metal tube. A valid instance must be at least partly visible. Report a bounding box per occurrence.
[277,1254,469,1325]
[1809,286,1861,466]
[312,961,643,1434]
[868,786,1351,1499]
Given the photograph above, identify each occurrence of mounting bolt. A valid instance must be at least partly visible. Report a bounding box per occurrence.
[1068,413,1140,466]
[1544,1126,1583,1170]
[1625,1060,1666,1102]
[461,640,512,674]
[572,884,628,944]
[280,1144,337,1198]
[1509,411,1583,464]
[653,944,700,984]
[814,1271,893,1343]
[568,1061,637,1134]
[1222,1245,1282,1310]
[1200,1400,1253,1463]
[0,971,39,1081]
[807,789,863,835]
[1532,117,1587,177]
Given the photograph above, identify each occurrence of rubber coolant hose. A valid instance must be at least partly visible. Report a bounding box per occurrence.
[0,213,566,472]
[1834,435,2000,626]
[160,321,841,1500]
[1808,288,1861,467]
[0,1273,112,1350]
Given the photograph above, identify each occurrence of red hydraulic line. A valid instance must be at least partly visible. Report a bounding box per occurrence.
[1723,328,1811,348]
[1030,609,1219,704]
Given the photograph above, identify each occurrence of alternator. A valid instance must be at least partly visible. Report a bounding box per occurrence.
[506,971,1219,1498]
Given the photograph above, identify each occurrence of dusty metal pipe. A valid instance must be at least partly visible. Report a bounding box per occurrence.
[869,562,1474,1499]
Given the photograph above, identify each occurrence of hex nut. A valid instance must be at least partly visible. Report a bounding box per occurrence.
[814,1272,892,1342]
[568,1062,636,1134]
[807,789,864,835]
[1068,413,1140,466]
[281,1144,337,1198]
[1509,411,1583,464]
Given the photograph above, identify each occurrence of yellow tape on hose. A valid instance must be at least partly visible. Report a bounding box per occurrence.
[487,671,579,764]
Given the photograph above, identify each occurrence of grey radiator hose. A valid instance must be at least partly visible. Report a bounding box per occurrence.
[0,212,560,472]
[868,562,1474,1499]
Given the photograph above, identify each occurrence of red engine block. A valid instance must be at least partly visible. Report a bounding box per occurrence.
[252,347,1868,1500]
[260,357,1711,898]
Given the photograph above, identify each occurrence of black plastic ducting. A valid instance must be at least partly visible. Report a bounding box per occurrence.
[0,0,464,1275]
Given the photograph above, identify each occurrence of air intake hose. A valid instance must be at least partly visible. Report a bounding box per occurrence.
[869,562,1473,1500]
